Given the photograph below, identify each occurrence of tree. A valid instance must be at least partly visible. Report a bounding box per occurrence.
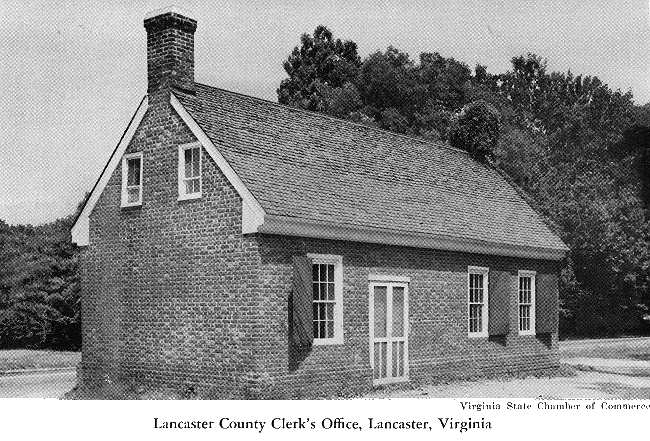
[0,198,84,349]
[277,25,361,114]
[448,100,502,162]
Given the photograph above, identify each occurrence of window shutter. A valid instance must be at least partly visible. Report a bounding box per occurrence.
[536,272,558,334]
[488,270,511,335]
[291,255,314,347]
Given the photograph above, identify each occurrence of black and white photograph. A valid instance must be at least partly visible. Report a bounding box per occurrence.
[0,0,649,438]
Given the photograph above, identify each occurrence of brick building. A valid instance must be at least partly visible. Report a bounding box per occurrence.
[71,8,569,398]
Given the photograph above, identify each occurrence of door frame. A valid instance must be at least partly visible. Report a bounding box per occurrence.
[368,277,410,385]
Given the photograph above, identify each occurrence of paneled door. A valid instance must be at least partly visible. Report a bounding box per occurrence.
[369,281,409,385]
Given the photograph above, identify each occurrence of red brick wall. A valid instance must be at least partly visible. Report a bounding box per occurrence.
[253,235,559,398]
[81,91,262,397]
[81,91,559,399]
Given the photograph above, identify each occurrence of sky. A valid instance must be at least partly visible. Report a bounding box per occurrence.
[1,0,648,225]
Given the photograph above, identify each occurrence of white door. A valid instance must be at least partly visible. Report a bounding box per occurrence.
[369,282,409,385]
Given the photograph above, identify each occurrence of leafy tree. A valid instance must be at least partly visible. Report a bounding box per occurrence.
[0,200,83,349]
[277,25,361,114]
[448,100,501,162]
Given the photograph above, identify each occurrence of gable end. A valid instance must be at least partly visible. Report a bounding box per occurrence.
[71,96,149,246]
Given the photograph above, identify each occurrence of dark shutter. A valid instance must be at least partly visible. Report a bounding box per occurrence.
[291,255,314,347]
[488,270,512,335]
[536,272,559,334]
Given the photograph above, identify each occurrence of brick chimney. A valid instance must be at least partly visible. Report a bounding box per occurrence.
[144,6,197,93]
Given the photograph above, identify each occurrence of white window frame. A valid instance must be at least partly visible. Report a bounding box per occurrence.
[307,253,343,345]
[467,266,489,338]
[121,152,143,207]
[518,270,536,335]
[178,142,202,201]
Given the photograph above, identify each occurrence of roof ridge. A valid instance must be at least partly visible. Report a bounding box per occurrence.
[188,82,471,156]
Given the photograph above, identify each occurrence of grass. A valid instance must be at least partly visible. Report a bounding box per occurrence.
[0,349,80,372]
[560,337,650,360]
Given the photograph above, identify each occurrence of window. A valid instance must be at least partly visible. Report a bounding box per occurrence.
[518,271,536,335]
[121,152,143,207]
[468,266,489,337]
[308,254,343,345]
[178,142,202,200]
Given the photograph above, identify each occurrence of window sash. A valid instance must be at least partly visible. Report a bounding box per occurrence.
[121,153,142,207]
[309,258,342,344]
[518,272,536,334]
[178,144,202,199]
[468,268,488,336]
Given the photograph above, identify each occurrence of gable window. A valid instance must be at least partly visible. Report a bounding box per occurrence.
[178,142,202,200]
[121,152,143,207]
[518,271,536,335]
[308,254,343,345]
[468,266,489,337]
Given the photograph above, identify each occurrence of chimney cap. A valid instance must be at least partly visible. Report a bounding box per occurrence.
[144,5,195,21]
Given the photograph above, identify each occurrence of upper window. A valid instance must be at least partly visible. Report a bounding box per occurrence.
[121,152,143,207]
[309,254,343,345]
[518,271,536,335]
[468,266,489,337]
[178,143,202,200]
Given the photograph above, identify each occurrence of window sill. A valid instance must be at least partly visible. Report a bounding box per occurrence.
[468,332,489,339]
[178,193,202,202]
[518,331,536,336]
[313,337,343,346]
[120,202,142,209]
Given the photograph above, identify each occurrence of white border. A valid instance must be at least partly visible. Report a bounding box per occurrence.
[307,253,344,346]
[120,152,143,207]
[177,142,202,201]
[468,265,489,338]
[71,96,149,246]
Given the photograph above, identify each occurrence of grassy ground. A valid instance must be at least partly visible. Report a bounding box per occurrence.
[560,337,650,360]
[0,349,80,372]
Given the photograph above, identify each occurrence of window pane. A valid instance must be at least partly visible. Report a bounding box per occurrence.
[374,286,387,338]
[326,302,334,323]
[392,287,404,337]
[192,149,200,176]
[312,283,319,301]
[327,283,334,300]
[327,320,334,338]
[319,264,326,282]
[327,265,334,282]
[127,158,140,185]
[184,148,193,178]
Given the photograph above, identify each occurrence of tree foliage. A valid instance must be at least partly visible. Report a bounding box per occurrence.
[448,100,501,162]
[279,27,650,337]
[0,206,82,349]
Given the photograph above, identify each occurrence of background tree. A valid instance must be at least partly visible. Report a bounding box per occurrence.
[448,100,501,162]
[0,197,85,349]
[278,29,650,337]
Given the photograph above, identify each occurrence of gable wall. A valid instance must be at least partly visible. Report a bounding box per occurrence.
[252,235,560,398]
[80,92,262,397]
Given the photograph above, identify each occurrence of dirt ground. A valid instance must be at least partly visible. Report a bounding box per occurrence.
[368,337,650,399]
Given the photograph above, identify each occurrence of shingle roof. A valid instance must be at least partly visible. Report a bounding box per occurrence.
[174,83,568,255]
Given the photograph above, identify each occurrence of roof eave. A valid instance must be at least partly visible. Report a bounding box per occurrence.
[257,214,568,261]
